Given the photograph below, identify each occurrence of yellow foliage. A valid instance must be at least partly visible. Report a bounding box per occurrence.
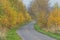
[0,0,31,29]
[47,4,60,27]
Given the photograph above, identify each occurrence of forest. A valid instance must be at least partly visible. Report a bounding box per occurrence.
[29,0,60,33]
[0,0,60,40]
[0,0,31,40]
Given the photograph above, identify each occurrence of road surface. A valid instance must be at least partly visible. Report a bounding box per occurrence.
[17,21,56,40]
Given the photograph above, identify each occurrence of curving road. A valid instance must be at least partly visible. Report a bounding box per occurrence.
[17,21,56,40]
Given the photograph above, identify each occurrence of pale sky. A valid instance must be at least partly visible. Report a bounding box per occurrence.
[49,0,60,7]
[22,0,32,7]
[22,0,60,7]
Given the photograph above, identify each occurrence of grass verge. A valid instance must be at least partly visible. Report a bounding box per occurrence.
[6,21,32,40]
[34,24,60,40]
[6,28,22,40]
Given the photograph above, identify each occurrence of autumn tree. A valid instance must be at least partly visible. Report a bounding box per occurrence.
[47,3,60,33]
[29,0,49,27]
[0,0,31,40]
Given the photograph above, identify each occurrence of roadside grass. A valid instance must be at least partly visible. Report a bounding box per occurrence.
[6,28,22,40]
[34,24,60,40]
[6,21,31,40]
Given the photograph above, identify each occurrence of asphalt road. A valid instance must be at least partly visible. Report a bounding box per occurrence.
[17,21,56,40]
